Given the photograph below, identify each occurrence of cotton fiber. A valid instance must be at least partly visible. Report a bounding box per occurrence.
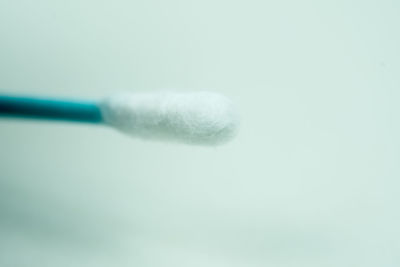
[100,91,239,145]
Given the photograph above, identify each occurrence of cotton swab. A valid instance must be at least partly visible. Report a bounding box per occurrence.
[0,92,239,145]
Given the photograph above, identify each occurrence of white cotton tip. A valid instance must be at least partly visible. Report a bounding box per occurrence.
[100,91,240,145]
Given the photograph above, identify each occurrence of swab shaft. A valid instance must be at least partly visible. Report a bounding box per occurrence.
[0,95,103,124]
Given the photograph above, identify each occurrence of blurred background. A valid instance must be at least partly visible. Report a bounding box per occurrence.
[0,0,399,266]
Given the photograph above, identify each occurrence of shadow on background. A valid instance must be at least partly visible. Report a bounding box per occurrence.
[0,177,117,250]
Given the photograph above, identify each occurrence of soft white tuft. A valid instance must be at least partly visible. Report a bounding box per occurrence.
[100,91,239,145]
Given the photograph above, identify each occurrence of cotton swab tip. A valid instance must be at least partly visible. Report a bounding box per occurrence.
[100,91,239,145]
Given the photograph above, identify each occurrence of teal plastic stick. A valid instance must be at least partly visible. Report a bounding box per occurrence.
[0,95,103,124]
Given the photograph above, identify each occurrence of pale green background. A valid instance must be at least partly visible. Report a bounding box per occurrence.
[0,0,399,266]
